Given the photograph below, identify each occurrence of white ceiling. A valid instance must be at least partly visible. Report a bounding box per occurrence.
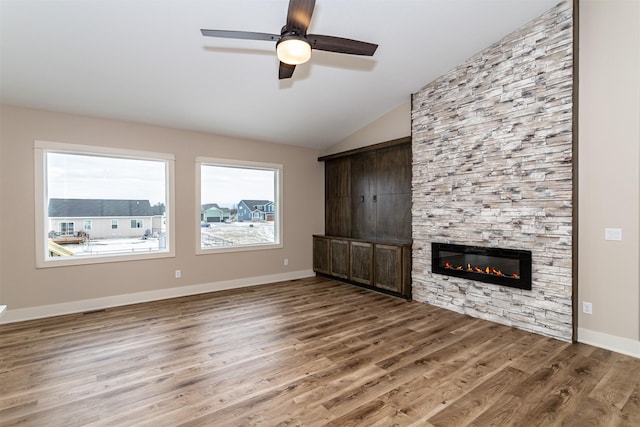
[0,0,559,150]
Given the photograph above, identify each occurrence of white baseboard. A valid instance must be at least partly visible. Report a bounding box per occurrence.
[578,327,640,359]
[0,270,315,324]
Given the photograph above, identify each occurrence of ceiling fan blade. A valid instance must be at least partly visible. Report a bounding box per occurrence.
[307,34,378,56]
[286,0,315,34]
[279,62,296,80]
[201,29,280,42]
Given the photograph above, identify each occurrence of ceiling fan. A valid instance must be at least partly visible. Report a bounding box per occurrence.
[201,0,378,80]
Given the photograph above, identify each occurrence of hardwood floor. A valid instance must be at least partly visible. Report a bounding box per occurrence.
[1,276,639,426]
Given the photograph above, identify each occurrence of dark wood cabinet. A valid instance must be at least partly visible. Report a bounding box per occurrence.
[313,235,411,299]
[324,140,411,242]
[316,137,412,300]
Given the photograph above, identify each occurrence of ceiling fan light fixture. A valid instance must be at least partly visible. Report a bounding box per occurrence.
[276,37,311,65]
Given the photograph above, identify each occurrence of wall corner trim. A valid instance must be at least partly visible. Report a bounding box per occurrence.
[0,270,315,324]
[578,327,640,359]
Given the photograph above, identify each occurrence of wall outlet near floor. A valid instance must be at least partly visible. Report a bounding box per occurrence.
[582,301,593,315]
[175,269,182,279]
[283,258,288,266]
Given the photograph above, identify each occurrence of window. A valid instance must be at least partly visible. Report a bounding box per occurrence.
[196,157,282,253]
[60,222,74,235]
[35,140,175,267]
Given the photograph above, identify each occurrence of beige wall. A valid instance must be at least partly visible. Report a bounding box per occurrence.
[322,101,411,156]
[0,105,324,314]
[578,0,640,345]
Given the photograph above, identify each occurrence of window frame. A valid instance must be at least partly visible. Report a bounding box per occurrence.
[34,140,175,268]
[195,157,283,255]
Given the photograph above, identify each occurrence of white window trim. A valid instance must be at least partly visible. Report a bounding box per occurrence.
[195,157,283,255]
[34,140,176,268]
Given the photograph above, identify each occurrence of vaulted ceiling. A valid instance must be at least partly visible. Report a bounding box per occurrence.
[0,0,559,149]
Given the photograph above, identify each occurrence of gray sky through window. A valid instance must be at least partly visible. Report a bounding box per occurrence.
[47,153,275,209]
[47,152,167,205]
[201,165,274,208]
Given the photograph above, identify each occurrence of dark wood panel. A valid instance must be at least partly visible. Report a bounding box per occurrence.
[349,241,373,285]
[330,239,349,278]
[374,244,403,293]
[312,236,330,274]
[2,277,637,426]
[350,152,376,240]
[376,193,412,242]
[376,143,412,195]
[325,157,350,198]
[325,197,351,237]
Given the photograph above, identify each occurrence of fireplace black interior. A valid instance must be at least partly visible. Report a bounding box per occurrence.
[432,243,532,290]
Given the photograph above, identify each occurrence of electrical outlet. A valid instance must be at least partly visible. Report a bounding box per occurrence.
[175,269,182,279]
[582,301,592,315]
[284,258,288,266]
[605,228,622,241]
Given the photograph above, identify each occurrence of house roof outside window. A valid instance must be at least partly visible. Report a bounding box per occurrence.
[48,199,156,217]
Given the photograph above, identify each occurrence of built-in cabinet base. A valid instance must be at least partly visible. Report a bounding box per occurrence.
[313,235,411,299]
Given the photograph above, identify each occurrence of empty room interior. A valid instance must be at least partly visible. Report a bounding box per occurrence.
[1,0,639,425]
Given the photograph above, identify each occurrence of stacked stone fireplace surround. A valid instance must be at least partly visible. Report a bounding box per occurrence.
[411,1,574,341]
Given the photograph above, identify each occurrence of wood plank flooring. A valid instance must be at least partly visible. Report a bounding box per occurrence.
[1,276,639,426]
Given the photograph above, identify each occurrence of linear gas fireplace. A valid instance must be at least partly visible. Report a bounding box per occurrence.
[432,243,532,290]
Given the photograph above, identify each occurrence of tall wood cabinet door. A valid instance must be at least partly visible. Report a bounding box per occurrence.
[330,239,350,279]
[376,144,412,195]
[350,152,377,240]
[376,143,412,242]
[373,244,403,293]
[376,193,412,242]
[325,158,351,237]
[349,241,373,285]
[312,236,330,274]
[326,198,351,237]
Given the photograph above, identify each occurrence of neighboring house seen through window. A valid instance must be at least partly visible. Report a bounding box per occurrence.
[34,140,175,267]
[196,157,282,253]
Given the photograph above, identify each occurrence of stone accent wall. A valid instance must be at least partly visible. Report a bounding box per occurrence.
[411,1,573,341]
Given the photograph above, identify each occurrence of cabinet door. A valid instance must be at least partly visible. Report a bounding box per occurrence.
[376,144,412,195]
[350,152,376,240]
[374,244,403,293]
[376,143,412,241]
[312,236,330,274]
[376,193,412,242]
[330,239,350,279]
[349,241,373,285]
[325,158,351,237]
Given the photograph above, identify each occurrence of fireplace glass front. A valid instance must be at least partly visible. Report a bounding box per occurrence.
[432,242,532,290]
